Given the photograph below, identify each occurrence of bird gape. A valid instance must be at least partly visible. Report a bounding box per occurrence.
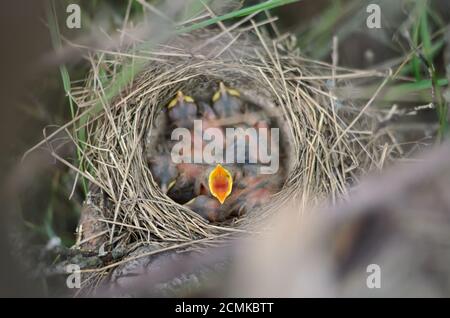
[147,81,287,222]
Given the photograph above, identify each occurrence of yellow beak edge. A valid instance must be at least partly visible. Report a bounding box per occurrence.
[208,164,233,204]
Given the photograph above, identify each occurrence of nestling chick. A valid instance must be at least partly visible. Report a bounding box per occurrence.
[212,82,244,118]
[168,162,238,206]
[181,164,235,222]
[167,163,207,204]
[148,154,178,193]
[185,195,223,222]
[230,176,278,217]
[166,91,198,129]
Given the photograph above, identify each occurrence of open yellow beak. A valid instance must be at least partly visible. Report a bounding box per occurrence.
[208,164,233,204]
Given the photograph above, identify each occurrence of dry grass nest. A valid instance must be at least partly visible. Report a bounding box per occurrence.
[62,27,401,256]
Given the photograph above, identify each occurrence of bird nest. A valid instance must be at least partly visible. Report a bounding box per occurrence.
[69,28,397,264]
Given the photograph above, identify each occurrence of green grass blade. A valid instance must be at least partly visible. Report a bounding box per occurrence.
[47,0,88,195]
[176,0,300,34]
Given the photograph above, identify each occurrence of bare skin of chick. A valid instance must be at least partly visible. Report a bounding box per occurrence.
[167,163,210,204]
[185,195,223,222]
[228,176,279,218]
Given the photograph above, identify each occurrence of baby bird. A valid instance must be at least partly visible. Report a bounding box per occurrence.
[167,163,207,204]
[181,164,236,222]
[166,91,198,129]
[230,175,278,217]
[212,82,244,118]
[185,195,222,222]
[192,172,275,222]
[148,154,178,193]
